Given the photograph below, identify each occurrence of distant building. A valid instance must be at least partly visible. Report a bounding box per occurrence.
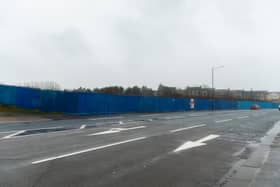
[266,92,280,101]
[185,87,269,101]
[185,87,211,98]
[215,89,231,99]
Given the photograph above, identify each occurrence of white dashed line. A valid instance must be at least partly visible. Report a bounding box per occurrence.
[80,125,87,129]
[32,137,147,164]
[140,114,161,117]
[215,119,233,123]
[89,116,124,121]
[123,126,146,131]
[237,116,249,119]
[170,124,206,133]
[88,126,146,136]
[2,130,26,139]
[0,131,17,134]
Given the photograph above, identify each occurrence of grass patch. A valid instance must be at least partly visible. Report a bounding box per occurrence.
[0,105,64,118]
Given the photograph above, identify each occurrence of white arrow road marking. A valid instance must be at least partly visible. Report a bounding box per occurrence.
[215,119,233,123]
[174,134,220,153]
[170,124,206,133]
[32,137,147,164]
[87,126,146,136]
[2,130,26,139]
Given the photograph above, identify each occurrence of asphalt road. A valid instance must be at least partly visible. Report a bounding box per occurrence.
[0,109,279,187]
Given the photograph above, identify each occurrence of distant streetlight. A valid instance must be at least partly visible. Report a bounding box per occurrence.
[212,66,224,110]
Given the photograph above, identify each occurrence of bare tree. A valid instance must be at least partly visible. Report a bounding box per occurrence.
[22,81,61,90]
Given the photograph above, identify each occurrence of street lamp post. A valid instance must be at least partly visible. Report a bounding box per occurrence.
[212,66,224,110]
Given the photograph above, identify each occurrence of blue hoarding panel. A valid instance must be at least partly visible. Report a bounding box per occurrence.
[16,87,41,109]
[0,85,17,105]
[0,85,278,114]
[55,92,79,114]
[40,90,58,112]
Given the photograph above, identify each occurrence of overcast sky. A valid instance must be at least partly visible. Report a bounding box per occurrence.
[1,0,280,91]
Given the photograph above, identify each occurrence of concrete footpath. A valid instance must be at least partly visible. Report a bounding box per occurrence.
[222,121,280,187]
[251,132,280,187]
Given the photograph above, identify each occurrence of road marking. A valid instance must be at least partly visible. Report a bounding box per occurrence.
[0,126,69,139]
[32,137,147,164]
[170,124,206,133]
[89,129,120,135]
[174,134,220,153]
[237,116,249,119]
[89,116,124,121]
[215,119,233,123]
[80,125,87,129]
[0,130,18,134]
[140,114,161,117]
[188,114,202,117]
[161,116,185,120]
[2,130,26,139]
[119,121,145,125]
[0,119,51,124]
[88,126,146,136]
[124,126,146,130]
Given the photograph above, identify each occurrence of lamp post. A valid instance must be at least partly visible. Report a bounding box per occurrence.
[212,66,224,110]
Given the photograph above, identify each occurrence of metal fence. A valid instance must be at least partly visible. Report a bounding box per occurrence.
[0,85,277,115]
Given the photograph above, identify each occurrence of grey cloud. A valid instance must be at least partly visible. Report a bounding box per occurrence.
[1,0,280,90]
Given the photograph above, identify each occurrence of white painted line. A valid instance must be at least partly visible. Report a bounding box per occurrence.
[140,114,161,117]
[80,125,87,129]
[170,124,206,133]
[162,116,185,120]
[215,119,233,123]
[89,116,124,121]
[120,121,145,125]
[174,134,220,153]
[88,126,146,136]
[196,134,220,143]
[174,142,206,152]
[2,130,26,139]
[188,114,201,117]
[32,137,147,164]
[0,130,17,134]
[237,116,249,119]
[88,129,120,136]
[123,126,146,131]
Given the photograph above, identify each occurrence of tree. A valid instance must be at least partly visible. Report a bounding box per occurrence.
[73,87,92,93]
[23,81,61,90]
[95,86,124,95]
[124,86,142,96]
[141,86,155,96]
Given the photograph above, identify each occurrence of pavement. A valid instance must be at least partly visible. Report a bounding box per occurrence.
[0,109,280,187]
